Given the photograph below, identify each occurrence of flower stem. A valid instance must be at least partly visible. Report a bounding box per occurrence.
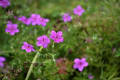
[25,47,43,80]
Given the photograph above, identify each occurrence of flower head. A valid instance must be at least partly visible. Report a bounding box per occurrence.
[0,56,6,67]
[39,17,49,27]
[0,0,10,8]
[62,13,72,22]
[73,58,88,72]
[73,5,85,16]
[18,16,31,25]
[29,14,41,25]
[5,23,19,36]
[36,35,50,48]
[21,42,35,53]
[50,30,64,43]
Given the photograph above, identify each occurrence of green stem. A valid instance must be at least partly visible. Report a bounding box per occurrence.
[25,47,43,80]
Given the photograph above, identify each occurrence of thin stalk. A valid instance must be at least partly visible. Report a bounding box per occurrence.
[25,47,43,80]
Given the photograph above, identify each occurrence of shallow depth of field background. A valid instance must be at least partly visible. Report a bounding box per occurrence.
[0,0,120,80]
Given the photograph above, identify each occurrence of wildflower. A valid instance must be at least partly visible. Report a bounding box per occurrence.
[73,58,88,72]
[62,13,72,22]
[18,16,31,25]
[0,0,10,8]
[36,35,50,48]
[29,14,41,25]
[0,56,6,67]
[88,74,94,80]
[21,42,35,53]
[50,30,64,43]
[5,23,19,35]
[73,5,85,16]
[38,17,49,27]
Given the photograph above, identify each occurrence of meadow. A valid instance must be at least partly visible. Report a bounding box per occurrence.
[0,0,120,80]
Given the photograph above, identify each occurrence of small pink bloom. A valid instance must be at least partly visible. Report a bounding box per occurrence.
[38,17,49,27]
[0,56,6,67]
[73,58,88,72]
[18,16,31,25]
[0,0,10,8]
[73,5,85,16]
[62,13,72,22]
[21,42,35,53]
[5,23,19,36]
[36,35,50,48]
[29,14,41,25]
[50,30,64,43]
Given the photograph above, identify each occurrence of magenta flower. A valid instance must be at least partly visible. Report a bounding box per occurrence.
[0,0,10,8]
[62,13,72,22]
[73,58,88,72]
[21,42,35,53]
[18,16,31,25]
[39,17,49,27]
[88,74,94,80]
[5,23,19,36]
[36,35,50,48]
[50,30,64,43]
[73,5,85,16]
[29,14,41,25]
[0,56,6,67]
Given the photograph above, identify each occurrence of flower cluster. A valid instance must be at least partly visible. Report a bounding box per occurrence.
[62,5,85,22]
[21,42,35,53]
[5,23,19,36]
[18,14,49,27]
[0,56,6,67]
[73,58,88,72]
[3,1,88,74]
[0,0,10,8]
[18,16,31,25]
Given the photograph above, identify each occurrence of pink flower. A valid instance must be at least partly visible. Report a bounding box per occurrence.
[62,13,72,22]
[38,17,49,27]
[0,56,6,67]
[0,0,10,8]
[73,5,85,16]
[29,14,41,25]
[18,16,31,25]
[73,58,88,72]
[5,23,19,36]
[36,35,50,48]
[21,42,35,53]
[50,30,64,43]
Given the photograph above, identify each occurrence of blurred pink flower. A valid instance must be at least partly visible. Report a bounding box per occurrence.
[36,35,50,48]
[73,5,85,16]
[73,58,88,72]
[0,56,6,67]
[18,16,31,25]
[21,42,35,53]
[0,0,10,8]
[62,13,72,22]
[38,17,49,27]
[29,14,41,25]
[5,23,19,36]
[50,30,64,43]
